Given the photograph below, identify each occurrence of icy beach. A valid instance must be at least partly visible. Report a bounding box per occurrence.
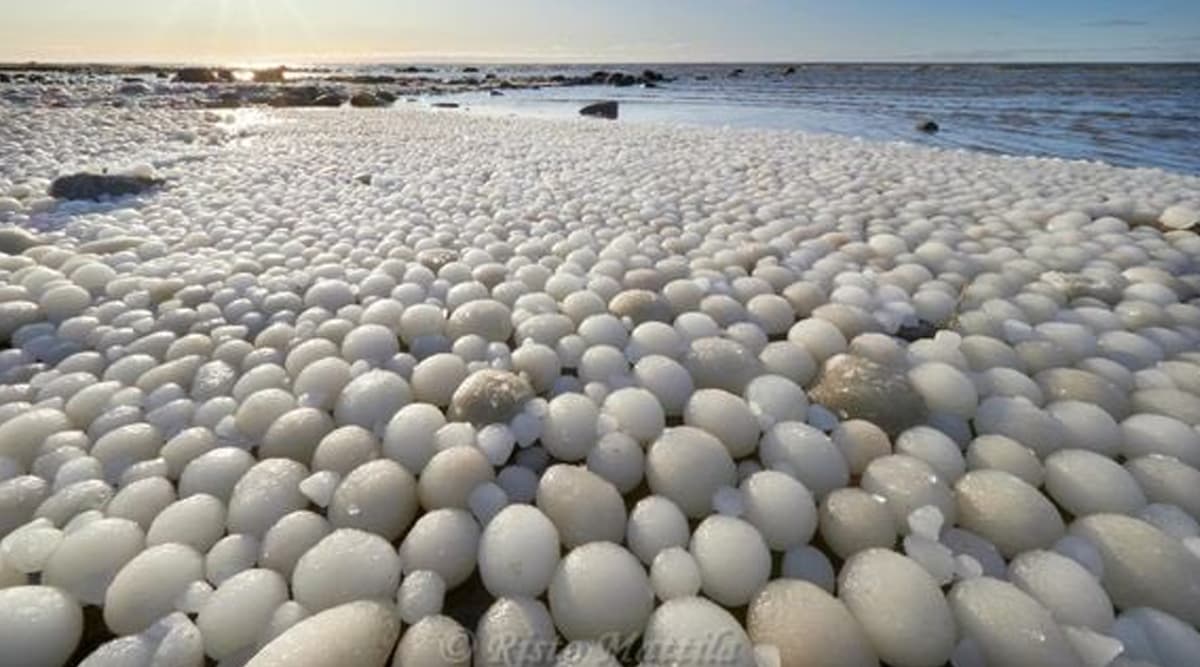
[1,103,1200,667]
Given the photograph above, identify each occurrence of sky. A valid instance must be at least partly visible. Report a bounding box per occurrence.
[1,0,1197,64]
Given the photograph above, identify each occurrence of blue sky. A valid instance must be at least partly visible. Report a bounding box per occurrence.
[1,0,1197,63]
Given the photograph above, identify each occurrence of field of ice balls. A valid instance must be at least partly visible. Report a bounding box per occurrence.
[1,101,1200,667]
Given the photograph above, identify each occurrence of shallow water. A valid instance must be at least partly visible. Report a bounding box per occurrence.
[422,63,1200,175]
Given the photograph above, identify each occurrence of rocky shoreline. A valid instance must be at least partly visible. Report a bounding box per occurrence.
[0,63,673,110]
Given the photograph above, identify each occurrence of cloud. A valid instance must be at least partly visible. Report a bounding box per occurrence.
[1083,19,1149,28]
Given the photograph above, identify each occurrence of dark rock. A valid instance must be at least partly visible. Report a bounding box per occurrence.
[174,68,232,83]
[155,71,169,79]
[212,92,243,108]
[50,173,162,201]
[118,81,152,96]
[0,73,9,83]
[349,92,387,108]
[783,66,797,75]
[253,67,286,83]
[695,75,710,81]
[489,90,504,97]
[312,92,347,107]
[353,174,373,186]
[484,73,496,80]
[642,69,665,82]
[376,90,398,103]
[121,76,141,83]
[916,120,940,133]
[28,74,46,83]
[643,82,659,89]
[431,102,460,109]
[606,72,638,87]
[579,101,618,120]
[462,67,480,73]
[728,68,744,78]
[334,75,397,85]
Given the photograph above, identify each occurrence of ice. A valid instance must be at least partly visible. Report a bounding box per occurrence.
[1113,607,1200,667]
[245,601,400,667]
[1043,449,1147,516]
[748,580,876,667]
[205,534,260,587]
[398,569,447,625]
[1008,550,1115,632]
[1071,514,1200,626]
[417,445,494,510]
[839,549,956,667]
[645,427,736,518]
[0,586,83,667]
[536,465,625,548]
[104,543,204,635]
[42,517,144,604]
[474,596,557,667]
[394,615,471,667]
[2,94,1200,665]
[478,504,560,597]
[949,577,1082,667]
[781,545,836,592]
[758,422,848,500]
[540,393,599,462]
[398,508,480,588]
[954,470,1065,557]
[196,568,288,660]
[468,481,508,525]
[548,542,653,642]
[327,460,417,541]
[684,389,761,458]
[690,515,771,607]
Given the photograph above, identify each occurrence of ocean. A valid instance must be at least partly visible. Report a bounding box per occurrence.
[424,63,1200,175]
[3,61,1199,174]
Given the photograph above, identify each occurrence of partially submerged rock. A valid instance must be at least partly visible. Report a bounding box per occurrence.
[349,92,387,108]
[50,173,162,201]
[916,120,940,133]
[808,353,928,436]
[580,101,618,120]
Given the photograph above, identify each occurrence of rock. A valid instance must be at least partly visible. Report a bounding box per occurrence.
[312,92,346,107]
[447,369,534,426]
[462,67,480,73]
[49,172,162,201]
[118,81,152,95]
[431,102,460,109]
[489,90,505,97]
[642,69,665,82]
[253,67,286,83]
[784,66,797,75]
[349,92,387,108]
[0,227,44,254]
[606,72,638,87]
[808,353,928,437]
[729,68,745,78]
[916,120,940,133]
[580,101,618,120]
[174,68,231,83]
[376,90,398,103]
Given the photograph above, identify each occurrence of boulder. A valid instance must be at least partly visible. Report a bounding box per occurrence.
[606,72,638,87]
[917,120,940,133]
[174,68,232,84]
[349,92,386,108]
[784,66,797,75]
[312,92,346,107]
[580,101,618,120]
[50,173,162,201]
[253,67,286,83]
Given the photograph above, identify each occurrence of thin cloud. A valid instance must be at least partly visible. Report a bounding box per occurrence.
[1083,19,1149,28]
